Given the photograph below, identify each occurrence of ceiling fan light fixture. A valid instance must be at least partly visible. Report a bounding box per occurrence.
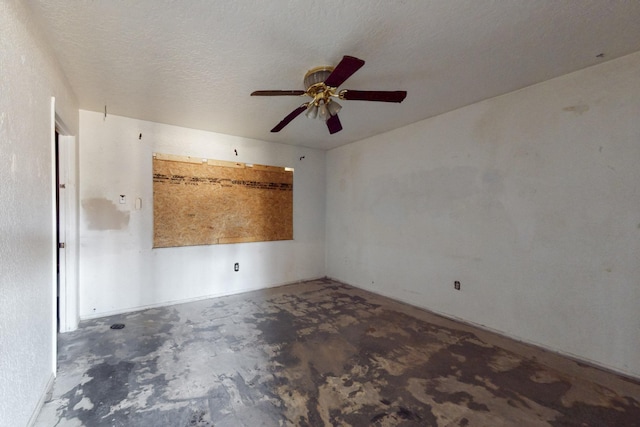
[305,103,318,119]
[318,101,329,121]
[327,100,342,116]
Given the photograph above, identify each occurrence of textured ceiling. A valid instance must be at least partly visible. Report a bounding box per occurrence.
[26,1,640,150]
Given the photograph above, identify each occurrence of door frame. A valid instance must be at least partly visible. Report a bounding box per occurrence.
[52,98,79,344]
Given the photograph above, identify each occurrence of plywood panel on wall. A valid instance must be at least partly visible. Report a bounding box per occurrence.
[153,153,293,248]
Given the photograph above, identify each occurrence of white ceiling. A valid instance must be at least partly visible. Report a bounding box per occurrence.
[26,1,640,150]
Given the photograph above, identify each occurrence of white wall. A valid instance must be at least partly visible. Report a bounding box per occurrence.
[0,1,79,425]
[79,111,325,318]
[326,52,640,378]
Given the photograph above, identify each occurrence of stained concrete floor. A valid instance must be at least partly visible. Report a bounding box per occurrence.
[36,279,640,426]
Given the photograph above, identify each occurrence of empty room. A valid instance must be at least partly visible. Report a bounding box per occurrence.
[2,1,640,426]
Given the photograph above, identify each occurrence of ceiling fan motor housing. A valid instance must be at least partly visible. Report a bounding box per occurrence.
[304,67,334,90]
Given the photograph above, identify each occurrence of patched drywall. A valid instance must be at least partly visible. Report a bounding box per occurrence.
[82,198,130,230]
[326,51,640,378]
[79,111,325,318]
[0,0,78,425]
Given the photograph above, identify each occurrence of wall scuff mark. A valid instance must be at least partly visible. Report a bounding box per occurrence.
[562,104,589,115]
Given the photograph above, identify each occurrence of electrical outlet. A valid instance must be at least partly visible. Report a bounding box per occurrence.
[234,263,239,272]
[454,281,461,290]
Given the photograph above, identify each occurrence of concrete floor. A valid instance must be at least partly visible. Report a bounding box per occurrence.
[36,278,640,426]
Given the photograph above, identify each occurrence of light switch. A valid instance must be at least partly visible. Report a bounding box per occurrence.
[135,198,142,210]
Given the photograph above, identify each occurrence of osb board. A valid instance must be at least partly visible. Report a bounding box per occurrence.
[153,154,293,248]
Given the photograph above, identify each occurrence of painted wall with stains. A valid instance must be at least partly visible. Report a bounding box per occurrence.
[0,0,79,425]
[326,51,640,378]
[78,111,325,319]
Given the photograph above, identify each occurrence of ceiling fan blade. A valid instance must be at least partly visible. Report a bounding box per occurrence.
[326,114,343,134]
[251,90,306,96]
[271,105,308,132]
[341,90,407,103]
[323,56,365,88]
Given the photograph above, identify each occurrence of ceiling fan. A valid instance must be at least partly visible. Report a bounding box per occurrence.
[251,55,407,134]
